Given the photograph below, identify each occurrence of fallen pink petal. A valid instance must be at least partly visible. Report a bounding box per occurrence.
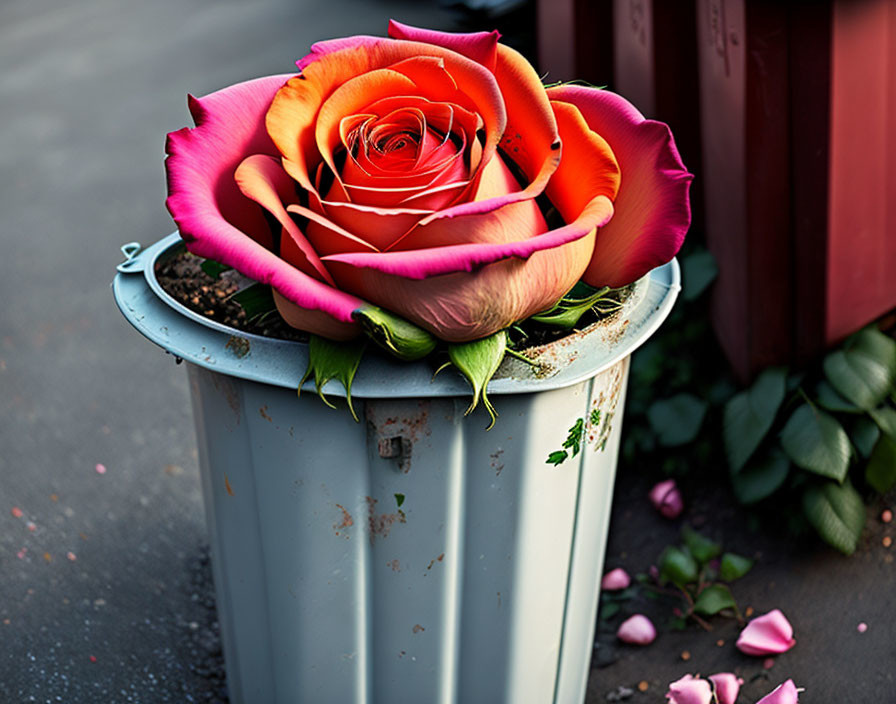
[616,614,656,645]
[857,622,868,633]
[95,463,107,475]
[649,478,684,519]
[665,674,711,704]
[756,679,800,704]
[601,567,631,591]
[736,608,796,655]
[10,506,23,519]
[709,672,743,704]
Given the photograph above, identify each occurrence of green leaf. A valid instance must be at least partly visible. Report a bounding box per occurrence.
[530,285,612,328]
[299,335,367,421]
[659,546,699,586]
[823,328,896,410]
[693,584,737,616]
[849,416,881,458]
[562,418,585,457]
[599,602,621,621]
[546,450,569,466]
[723,367,787,473]
[719,552,754,581]
[869,405,896,439]
[353,305,437,361]
[865,433,896,493]
[447,332,507,430]
[780,403,851,482]
[802,480,866,555]
[647,394,708,447]
[730,447,790,504]
[228,283,277,321]
[394,493,405,508]
[681,525,721,565]
[681,249,718,301]
[815,380,861,414]
[200,258,231,279]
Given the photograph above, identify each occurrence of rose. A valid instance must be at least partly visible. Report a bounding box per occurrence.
[165,20,692,345]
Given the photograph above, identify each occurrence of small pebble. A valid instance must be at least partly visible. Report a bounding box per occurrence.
[26,522,36,532]
[883,536,892,548]
[95,463,107,475]
[857,622,868,633]
[89,655,97,663]
[882,509,893,523]
[763,657,775,669]
[43,552,51,562]
[716,639,725,647]
[11,507,23,518]
[745,606,754,617]
[50,494,58,502]
[680,651,691,661]
[637,680,649,692]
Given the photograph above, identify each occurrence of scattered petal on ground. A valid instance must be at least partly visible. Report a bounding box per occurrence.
[756,679,800,704]
[601,567,631,591]
[616,614,656,645]
[11,506,23,518]
[882,509,892,523]
[857,622,868,633]
[95,463,107,474]
[736,609,796,655]
[649,479,684,519]
[709,672,743,704]
[763,657,775,669]
[16,548,27,560]
[665,674,711,704]
[66,552,77,562]
[26,522,36,532]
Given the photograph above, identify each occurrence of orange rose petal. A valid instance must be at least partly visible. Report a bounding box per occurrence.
[234,155,336,285]
[285,203,380,255]
[546,100,621,222]
[317,200,428,251]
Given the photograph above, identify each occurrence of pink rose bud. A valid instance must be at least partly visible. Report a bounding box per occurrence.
[709,672,743,704]
[665,674,712,704]
[649,479,684,518]
[756,679,800,704]
[736,609,796,656]
[601,567,631,591]
[616,614,656,645]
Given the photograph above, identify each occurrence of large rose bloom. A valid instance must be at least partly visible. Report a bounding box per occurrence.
[166,21,692,342]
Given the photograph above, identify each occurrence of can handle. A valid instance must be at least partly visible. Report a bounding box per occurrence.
[116,242,144,273]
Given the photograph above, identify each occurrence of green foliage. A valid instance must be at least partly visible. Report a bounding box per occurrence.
[693,584,737,616]
[865,433,896,493]
[719,552,754,581]
[445,332,507,430]
[849,416,881,459]
[659,546,699,586]
[546,450,569,466]
[724,367,787,472]
[780,403,851,482]
[647,394,708,447]
[353,305,437,361]
[681,249,718,302]
[681,525,721,564]
[200,258,231,279]
[299,336,367,421]
[730,447,790,504]
[802,480,866,555]
[823,328,896,410]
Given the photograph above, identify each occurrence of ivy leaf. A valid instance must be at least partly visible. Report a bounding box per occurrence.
[724,367,787,473]
[869,405,896,439]
[563,418,586,457]
[780,403,851,482]
[849,416,881,459]
[647,394,708,447]
[823,328,896,410]
[546,450,569,466]
[865,433,896,494]
[681,525,722,565]
[200,258,231,279]
[599,602,621,621]
[447,331,507,430]
[815,380,861,414]
[299,335,366,421]
[731,446,790,504]
[693,584,737,616]
[802,480,866,555]
[681,249,718,301]
[719,552,754,581]
[659,546,699,586]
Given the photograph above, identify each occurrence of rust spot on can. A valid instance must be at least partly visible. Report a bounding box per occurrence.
[387,559,400,572]
[412,624,425,634]
[333,503,353,537]
[259,405,273,422]
[224,475,235,496]
[366,496,406,543]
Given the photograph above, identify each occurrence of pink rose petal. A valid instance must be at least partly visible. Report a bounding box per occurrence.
[11,507,23,519]
[709,672,743,704]
[616,614,656,645]
[756,679,800,704]
[649,479,684,519]
[857,622,868,633]
[601,567,631,591]
[665,674,712,704]
[95,463,107,475]
[736,609,796,656]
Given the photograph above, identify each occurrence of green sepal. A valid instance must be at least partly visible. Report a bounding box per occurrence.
[447,331,507,430]
[352,305,437,361]
[299,335,367,422]
[529,284,613,329]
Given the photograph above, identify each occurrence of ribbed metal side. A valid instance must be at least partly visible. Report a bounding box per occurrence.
[189,356,629,704]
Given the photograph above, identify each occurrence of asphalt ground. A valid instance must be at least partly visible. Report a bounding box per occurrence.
[2,0,893,701]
